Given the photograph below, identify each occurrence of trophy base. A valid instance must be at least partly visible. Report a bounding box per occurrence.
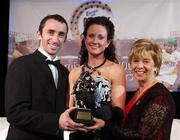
[73,108,94,126]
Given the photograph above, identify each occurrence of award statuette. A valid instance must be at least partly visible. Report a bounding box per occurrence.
[73,108,94,126]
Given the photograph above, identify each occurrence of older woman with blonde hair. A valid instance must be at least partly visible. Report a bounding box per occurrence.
[88,39,175,140]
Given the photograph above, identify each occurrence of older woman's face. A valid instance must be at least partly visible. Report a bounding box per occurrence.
[130,51,156,83]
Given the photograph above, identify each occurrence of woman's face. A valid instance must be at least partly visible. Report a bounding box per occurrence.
[130,51,156,83]
[85,24,110,57]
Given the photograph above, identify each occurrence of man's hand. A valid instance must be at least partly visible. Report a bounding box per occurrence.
[59,107,88,132]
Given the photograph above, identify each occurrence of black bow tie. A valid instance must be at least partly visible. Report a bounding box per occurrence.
[46,60,60,67]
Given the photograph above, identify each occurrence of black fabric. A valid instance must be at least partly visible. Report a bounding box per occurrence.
[70,67,113,140]
[46,60,60,67]
[69,131,94,140]
[72,70,112,120]
[73,71,97,108]
[5,50,69,140]
[104,83,175,140]
[110,106,124,122]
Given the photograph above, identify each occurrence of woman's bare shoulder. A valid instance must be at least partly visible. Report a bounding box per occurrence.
[108,61,124,73]
[69,65,82,80]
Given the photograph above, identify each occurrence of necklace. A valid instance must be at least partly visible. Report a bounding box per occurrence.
[85,59,106,75]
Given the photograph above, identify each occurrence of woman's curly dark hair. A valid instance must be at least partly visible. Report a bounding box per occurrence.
[79,16,118,65]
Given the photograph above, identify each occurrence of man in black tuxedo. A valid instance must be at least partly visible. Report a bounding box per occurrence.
[5,14,85,140]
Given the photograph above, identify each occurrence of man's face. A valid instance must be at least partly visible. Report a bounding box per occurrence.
[37,19,67,57]
[164,45,176,54]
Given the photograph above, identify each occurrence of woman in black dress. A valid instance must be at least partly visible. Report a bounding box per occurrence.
[68,16,126,140]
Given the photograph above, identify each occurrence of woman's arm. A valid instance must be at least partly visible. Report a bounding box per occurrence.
[67,67,81,107]
[110,64,126,121]
[111,64,126,110]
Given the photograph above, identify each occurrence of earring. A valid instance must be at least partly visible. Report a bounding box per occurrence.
[154,69,157,75]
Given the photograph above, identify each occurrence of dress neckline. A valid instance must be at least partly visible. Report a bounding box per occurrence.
[85,59,106,75]
[125,81,158,117]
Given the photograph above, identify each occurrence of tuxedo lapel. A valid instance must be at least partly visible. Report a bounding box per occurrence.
[33,50,56,87]
[56,64,63,89]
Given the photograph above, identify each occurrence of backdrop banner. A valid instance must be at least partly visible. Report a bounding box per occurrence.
[9,0,180,91]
